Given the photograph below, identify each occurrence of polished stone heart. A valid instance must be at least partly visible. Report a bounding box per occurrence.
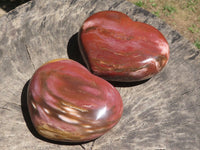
[78,10,169,82]
[27,59,123,142]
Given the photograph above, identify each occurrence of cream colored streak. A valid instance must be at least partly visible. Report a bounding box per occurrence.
[61,101,88,112]
[141,57,160,71]
[32,101,37,109]
[43,108,50,114]
[58,114,80,124]
[63,106,81,118]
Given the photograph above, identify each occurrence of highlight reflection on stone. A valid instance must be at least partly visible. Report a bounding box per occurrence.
[78,10,170,82]
[27,59,123,142]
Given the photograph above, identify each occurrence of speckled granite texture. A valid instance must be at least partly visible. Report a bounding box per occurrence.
[0,0,200,149]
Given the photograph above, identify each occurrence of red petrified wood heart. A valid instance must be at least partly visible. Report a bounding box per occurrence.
[27,59,123,142]
[78,10,170,82]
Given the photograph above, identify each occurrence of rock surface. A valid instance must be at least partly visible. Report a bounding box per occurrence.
[0,0,200,150]
[27,59,123,143]
[0,8,6,17]
[79,10,169,82]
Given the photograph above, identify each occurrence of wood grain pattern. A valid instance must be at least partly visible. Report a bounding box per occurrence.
[0,0,200,149]
[78,10,169,81]
[27,59,123,143]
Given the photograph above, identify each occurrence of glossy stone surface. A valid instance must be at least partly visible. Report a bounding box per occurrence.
[27,59,123,142]
[78,10,170,82]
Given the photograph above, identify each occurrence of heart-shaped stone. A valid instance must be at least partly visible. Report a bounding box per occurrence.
[78,10,169,82]
[27,59,123,142]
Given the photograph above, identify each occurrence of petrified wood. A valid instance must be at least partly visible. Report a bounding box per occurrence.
[0,0,199,149]
[27,59,123,142]
[79,10,169,82]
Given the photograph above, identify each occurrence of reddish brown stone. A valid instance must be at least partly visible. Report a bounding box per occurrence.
[79,10,170,82]
[27,59,123,142]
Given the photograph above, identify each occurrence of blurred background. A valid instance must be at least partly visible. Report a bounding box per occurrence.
[128,0,200,50]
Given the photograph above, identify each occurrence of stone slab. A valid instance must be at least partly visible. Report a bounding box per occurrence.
[0,0,200,149]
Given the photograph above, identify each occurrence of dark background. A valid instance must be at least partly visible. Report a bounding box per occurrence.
[0,0,30,12]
